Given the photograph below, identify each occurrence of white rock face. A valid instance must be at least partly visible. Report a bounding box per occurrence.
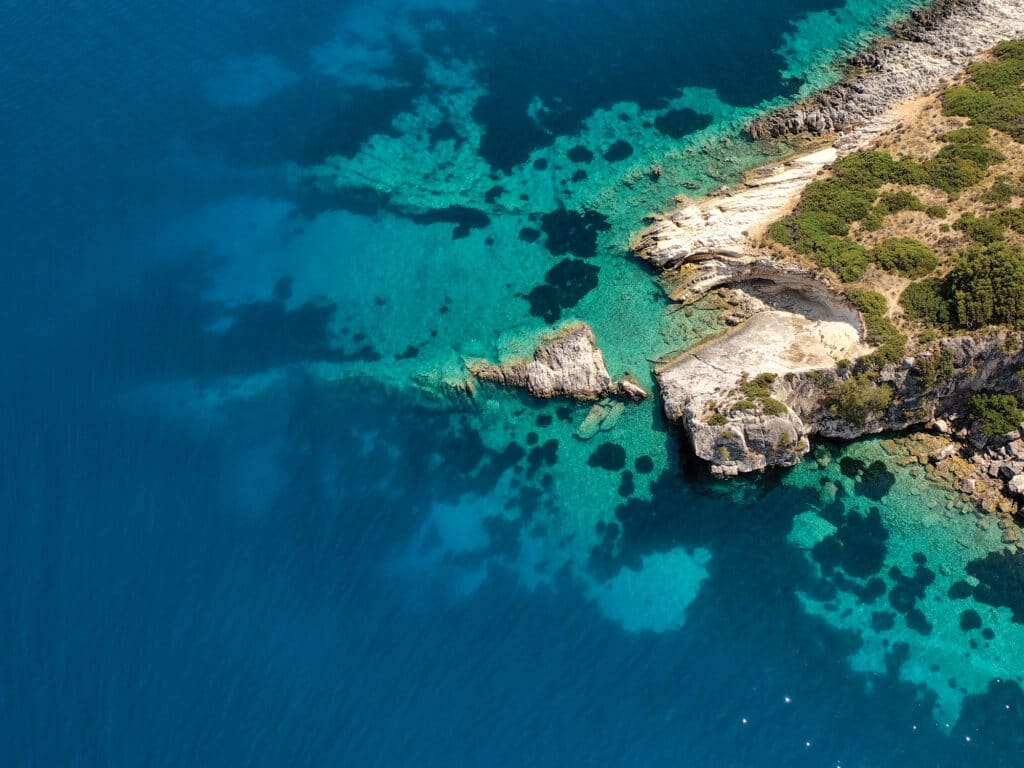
[471,323,649,402]
[656,286,869,474]
[633,148,836,272]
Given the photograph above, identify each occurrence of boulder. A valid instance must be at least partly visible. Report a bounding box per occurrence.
[930,443,958,463]
[1008,474,1024,498]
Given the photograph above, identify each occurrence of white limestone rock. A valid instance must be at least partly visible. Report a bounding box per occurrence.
[471,323,649,403]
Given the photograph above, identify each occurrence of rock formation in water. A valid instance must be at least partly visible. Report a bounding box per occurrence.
[470,323,649,402]
[747,0,1024,143]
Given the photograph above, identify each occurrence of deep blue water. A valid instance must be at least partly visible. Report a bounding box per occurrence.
[5,2,1024,766]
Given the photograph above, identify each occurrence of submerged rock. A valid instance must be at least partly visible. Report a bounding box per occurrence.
[470,323,650,403]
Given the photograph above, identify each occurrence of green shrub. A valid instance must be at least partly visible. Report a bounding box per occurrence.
[831,151,900,186]
[953,213,1006,244]
[761,398,789,417]
[949,242,1024,327]
[871,237,939,277]
[862,213,884,231]
[768,219,794,247]
[969,58,1024,95]
[847,289,906,365]
[708,412,729,426]
[922,155,988,196]
[993,40,1024,62]
[942,43,1024,143]
[942,86,1000,120]
[875,190,925,215]
[731,399,758,412]
[982,176,1023,205]
[925,205,948,219]
[739,373,777,399]
[968,392,1024,435]
[994,207,1024,233]
[827,374,893,426]
[900,278,954,327]
[912,348,955,390]
[934,142,1005,169]
[940,125,991,144]
[821,239,870,282]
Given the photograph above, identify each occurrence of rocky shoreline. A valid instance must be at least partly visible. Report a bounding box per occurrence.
[748,0,1024,143]
[629,1,1024,514]
[468,2,1024,523]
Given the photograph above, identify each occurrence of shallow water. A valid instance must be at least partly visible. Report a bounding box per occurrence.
[5,1,1024,765]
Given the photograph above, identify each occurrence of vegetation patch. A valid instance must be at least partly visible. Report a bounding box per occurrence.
[826,373,893,427]
[846,289,906,366]
[968,392,1024,436]
[911,348,955,390]
[900,278,954,327]
[871,237,938,278]
[941,41,1024,143]
[949,242,1024,328]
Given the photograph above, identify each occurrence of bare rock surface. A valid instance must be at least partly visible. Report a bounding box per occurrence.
[656,284,869,474]
[470,323,649,402]
[634,148,836,273]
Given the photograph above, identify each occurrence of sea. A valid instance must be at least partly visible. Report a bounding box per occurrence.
[3,1,1024,765]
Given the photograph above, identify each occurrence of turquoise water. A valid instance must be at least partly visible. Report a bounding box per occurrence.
[5,0,1024,764]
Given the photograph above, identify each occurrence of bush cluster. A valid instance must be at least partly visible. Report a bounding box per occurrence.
[949,242,1024,328]
[942,41,1024,142]
[862,191,946,230]
[968,392,1024,436]
[899,278,954,327]
[725,373,790,418]
[827,373,894,427]
[981,175,1024,205]
[769,139,999,281]
[953,208,1024,244]
[912,348,955,390]
[738,372,777,399]
[871,237,939,277]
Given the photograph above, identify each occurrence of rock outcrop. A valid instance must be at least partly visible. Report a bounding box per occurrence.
[634,147,872,474]
[634,148,837,273]
[470,323,649,402]
[655,282,869,474]
[747,0,1024,142]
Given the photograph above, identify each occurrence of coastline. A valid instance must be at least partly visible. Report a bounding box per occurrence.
[749,0,1024,144]
[630,1,1024,513]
